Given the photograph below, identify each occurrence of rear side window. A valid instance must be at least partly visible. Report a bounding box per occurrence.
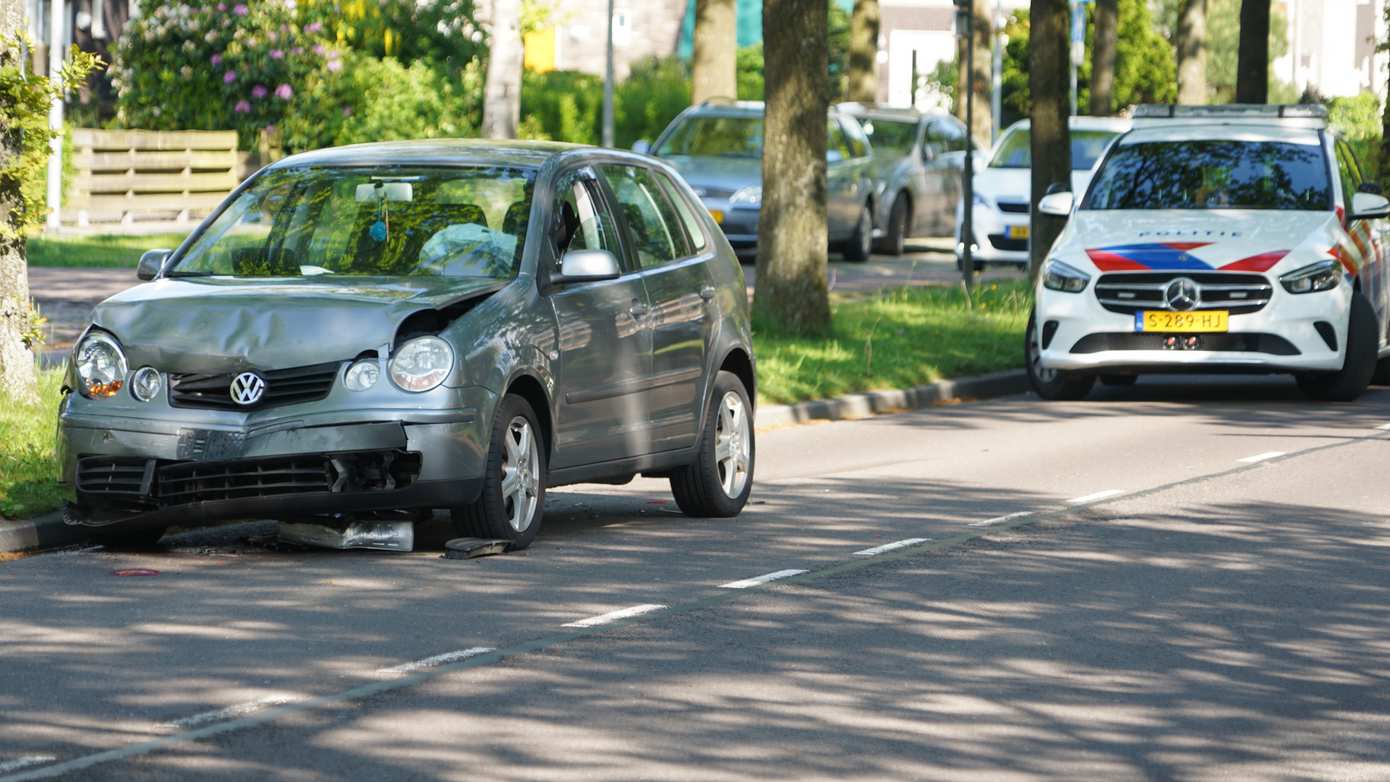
[657,174,709,252]
[599,165,692,268]
[863,118,918,157]
[1083,140,1332,211]
[841,118,870,159]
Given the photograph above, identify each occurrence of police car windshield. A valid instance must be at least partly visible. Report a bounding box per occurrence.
[1083,140,1332,211]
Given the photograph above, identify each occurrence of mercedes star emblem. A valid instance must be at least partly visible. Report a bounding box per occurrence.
[229,372,266,406]
[1164,277,1200,311]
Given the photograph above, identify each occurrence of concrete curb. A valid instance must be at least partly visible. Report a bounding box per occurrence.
[0,510,88,554]
[756,369,1028,430]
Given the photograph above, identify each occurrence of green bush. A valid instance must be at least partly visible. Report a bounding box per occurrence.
[520,69,604,145]
[1328,92,1383,182]
[615,56,691,148]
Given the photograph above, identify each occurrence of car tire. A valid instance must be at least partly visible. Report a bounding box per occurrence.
[451,394,545,549]
[670,371,754,518]
[1296,291,1378,402]
[873,195,909,256]
[1025,309,1095,401]
[1100,374,1138,387]
[1372,355,1390,386]
[843,204,873,263]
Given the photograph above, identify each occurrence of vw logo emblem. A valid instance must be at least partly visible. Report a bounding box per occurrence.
[1164,277,1200,311]
[229,372,266,406]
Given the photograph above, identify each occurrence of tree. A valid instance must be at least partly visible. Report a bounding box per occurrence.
[965,0,993,146]
[482,0,522,138]
[1174,0,1206,104]
[1235,0,1270,103]
[1088,0,1117,114]
[692,0,737,104]
[753,0,830,335]
[0,0,31,400]
[846,0,879,103]
[1028,0,1070,278]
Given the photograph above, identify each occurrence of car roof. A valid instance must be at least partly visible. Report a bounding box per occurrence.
[834,102,957,123]
[683,99,859,119]
[269,139,588,171]
[1120,124,1323,146]
[1002,116,1133,134]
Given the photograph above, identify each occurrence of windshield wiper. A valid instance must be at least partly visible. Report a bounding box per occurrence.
[164,270,215,278]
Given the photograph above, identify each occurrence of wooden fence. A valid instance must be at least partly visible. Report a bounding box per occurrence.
[65,129,240,228]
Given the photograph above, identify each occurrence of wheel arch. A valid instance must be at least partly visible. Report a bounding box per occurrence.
[717,346,756,411]
[504,373,554,459]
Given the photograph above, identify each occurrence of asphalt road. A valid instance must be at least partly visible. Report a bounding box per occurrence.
[3,376,1390,780]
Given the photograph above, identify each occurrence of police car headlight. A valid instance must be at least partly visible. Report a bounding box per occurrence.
[1042,260,1090,293]
[389,336,453,392]
[728,186,762,208]
[1280,260,1341,294]
[74,331,128,398]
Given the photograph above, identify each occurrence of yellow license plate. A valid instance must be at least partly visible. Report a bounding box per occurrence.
[1137,310,1229,333]
[708,209,724,224]
[1006,225,1029,240]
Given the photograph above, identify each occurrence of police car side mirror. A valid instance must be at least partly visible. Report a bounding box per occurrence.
[1351,192,1390,221]
[1037,191,1075,217]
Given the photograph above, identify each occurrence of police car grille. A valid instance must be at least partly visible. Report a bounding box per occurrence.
[1094,272,1272,315]
[169,362,341,410]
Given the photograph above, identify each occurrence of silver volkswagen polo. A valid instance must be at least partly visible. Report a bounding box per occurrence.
[59,140,757,550]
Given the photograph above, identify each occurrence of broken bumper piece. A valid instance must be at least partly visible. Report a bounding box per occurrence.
[278,519,416,552]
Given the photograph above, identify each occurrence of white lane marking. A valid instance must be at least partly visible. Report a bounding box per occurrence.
[0,758,55,775]
[166,694,303,729]
[563,604,667,628]
[970,511,1033,528]
[853,538,928,556]
[1237,450,1286,464]
[1067,489,1125,505]
[376,647,494,675]
[719,569,808,589]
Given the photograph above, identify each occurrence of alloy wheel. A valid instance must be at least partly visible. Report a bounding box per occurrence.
[713,392,751,498]
[499,416,540,532]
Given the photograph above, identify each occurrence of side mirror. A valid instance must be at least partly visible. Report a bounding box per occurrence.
[631,139,652,155]
[1037,191,1075,217]
[1351,191,1390,221]
[136,249,172,281]
[556,249,622,284]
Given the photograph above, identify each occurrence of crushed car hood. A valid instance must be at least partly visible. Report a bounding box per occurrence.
[1055,210,1339,272]
[92,276,504,373]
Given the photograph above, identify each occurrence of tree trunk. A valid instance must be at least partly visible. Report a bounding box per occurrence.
[967,0,993,146]
[1236,0,1270,104]
[692,0,737,104]
[1175,0,1207,104]
[1028,0,1071,279]
[481,0,522,139]
[753,0,830,335]
[0,0,37,401]
[1088,0,1118,115]
[845,0,879,104]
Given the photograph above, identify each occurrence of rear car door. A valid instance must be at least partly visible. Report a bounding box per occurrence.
[546,167,658,468]
[1336,139,1390,346]
[597,164,713,453]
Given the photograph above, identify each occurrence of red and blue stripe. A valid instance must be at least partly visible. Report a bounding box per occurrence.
[1086,242,1288,273]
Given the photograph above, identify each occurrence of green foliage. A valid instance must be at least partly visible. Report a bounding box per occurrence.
[520,69,604,145]
[1153,0,1290,103]
[298,0,482,71]
[614,56,692,148]
[1329,92,1383,182]
[925,56,957,109]
[0,368,67,520]
[736,45,764,100]
[0,42,102,239]
[1001,0,1175,125]
[827,0,852,99]
[24,232,189,268]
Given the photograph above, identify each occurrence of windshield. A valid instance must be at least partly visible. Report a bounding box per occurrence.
[990,129,1120,170]
[170,165,536,279]
[1082,140,1332,211]
[656,115,763,158]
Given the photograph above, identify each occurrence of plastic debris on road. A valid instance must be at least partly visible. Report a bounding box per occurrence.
[277,520,415,552]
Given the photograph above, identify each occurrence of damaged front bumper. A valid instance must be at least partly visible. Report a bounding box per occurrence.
[58,387,496,530]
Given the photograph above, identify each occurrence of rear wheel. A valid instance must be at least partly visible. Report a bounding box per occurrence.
[670,371,754,517]
[451,394,545,549]
[1297,292,1377,402]
[843,204,872,262]
[1025,309,1095,401]
[873,194,909,256]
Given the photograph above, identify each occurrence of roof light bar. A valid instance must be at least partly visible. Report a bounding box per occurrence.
[1133,104,1329,120]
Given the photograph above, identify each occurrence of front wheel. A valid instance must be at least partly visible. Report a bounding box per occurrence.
[1025,309,1095,401]
[452,394,546,549]
[670,371,755,517]
[842,204,873,263]
[1296,291,1378,402]
[873,195,908,256]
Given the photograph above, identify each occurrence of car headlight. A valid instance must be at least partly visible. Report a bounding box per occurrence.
[1280,259,1342,294]
[129,366,163,402]
[344,358,380,392]
[1042,259,1090,293]
[728,186,762,208]
[388,336,453,392]
[74,331,128,398]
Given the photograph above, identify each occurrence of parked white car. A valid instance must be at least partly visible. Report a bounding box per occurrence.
[1028,104,1390,402]
[956,115,1131,270]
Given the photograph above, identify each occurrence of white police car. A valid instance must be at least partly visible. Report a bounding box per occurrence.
[1027,105,1390,402]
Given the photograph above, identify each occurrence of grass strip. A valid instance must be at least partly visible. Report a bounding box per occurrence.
[25,233,187,268]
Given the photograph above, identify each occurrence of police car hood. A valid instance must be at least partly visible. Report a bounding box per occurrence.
[1054,209,1341,274]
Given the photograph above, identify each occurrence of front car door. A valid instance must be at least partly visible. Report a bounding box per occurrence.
[597,163,713,454]
[545,166,657,469]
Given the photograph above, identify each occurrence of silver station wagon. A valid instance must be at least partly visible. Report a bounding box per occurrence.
[60,140,757,550]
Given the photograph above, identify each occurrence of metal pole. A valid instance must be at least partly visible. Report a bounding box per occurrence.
[910,49,918,108]
[45,0,65,229]
[961,5,974,293]
[601,0,615,147]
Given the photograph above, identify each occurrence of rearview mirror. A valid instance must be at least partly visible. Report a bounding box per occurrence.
[136,249,172,281]
[556,249,621,284]
[631,139,652,155]
[1351,191,1390,221]
[1037,191,1075,217]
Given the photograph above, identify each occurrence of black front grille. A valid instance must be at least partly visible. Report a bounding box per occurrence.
[997,200,1030,214]
[1095,272,1273,315]
[158,456,333,504]
[988,234,1028,252]
[1069,332,1299,356]
[170,362,340,411]
[75,457,154,502]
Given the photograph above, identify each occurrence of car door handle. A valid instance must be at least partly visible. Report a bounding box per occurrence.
[699,286,716,302]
